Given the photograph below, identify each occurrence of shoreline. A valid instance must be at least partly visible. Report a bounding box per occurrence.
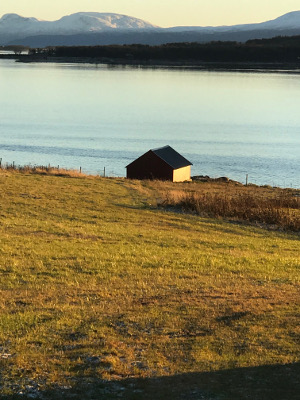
[1,54,300,73]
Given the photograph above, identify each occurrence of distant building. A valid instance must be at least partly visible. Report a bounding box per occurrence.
[126,145,192,182]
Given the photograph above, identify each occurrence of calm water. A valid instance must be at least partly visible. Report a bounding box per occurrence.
[0,59,299,187]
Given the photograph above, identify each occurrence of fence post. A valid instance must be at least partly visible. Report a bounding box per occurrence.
[0,158,2,168]
[80,166,82,174]
[104,167,106,178]
[246,174,248,186]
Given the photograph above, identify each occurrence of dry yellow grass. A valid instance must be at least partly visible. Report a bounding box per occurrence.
[139,180,300,231]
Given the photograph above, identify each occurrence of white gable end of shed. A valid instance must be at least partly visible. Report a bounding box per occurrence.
[173,166,191,182]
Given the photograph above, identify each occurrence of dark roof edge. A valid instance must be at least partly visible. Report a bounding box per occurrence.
[126,145,193,169]
[151,145,192,168]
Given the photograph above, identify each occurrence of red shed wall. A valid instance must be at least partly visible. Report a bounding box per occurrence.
[127,151,174,181]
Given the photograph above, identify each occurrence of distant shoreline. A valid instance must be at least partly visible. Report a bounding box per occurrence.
[1,54,300,73]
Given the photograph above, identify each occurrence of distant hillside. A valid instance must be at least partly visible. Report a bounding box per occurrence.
[6,28,300,48]
[1,10,300,46]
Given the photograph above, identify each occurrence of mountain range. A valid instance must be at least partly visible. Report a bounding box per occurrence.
[1,11,300,47]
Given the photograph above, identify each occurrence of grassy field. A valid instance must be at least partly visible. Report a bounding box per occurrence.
[0,169,299,399]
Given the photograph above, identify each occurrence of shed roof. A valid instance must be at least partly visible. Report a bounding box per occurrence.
[151,145,192,169]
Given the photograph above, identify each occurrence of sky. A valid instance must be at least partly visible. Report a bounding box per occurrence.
[0,0,299,27]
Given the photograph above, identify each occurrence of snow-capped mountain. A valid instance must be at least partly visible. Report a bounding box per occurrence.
[1,11,300,47]
[236,10,300,30]
[0,12,158,44]
[166,10,300,32]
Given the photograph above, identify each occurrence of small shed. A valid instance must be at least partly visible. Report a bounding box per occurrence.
[126,145,192,182]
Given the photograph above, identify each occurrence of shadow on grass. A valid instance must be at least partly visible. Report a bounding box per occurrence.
[2,362,299,400]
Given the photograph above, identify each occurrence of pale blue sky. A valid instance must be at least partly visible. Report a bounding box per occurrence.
[0,0,299,27]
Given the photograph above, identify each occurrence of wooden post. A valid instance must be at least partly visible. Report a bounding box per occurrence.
[246,174,248,186]
[13,161,15,169]
[80,167,82,174]
[0,158,2,168]
[104,167,106,178]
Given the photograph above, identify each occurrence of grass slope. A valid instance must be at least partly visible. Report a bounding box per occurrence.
[0,171,299,399]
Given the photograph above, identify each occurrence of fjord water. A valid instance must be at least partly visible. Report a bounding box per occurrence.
[0,59,299,187]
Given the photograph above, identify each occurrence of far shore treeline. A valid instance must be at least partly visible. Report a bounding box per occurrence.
[1,35,300,64]
[14,35,300,64]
